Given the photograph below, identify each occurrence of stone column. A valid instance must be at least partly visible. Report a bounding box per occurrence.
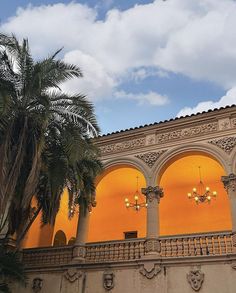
[222,173,236,250]
[141,186,164,256]
[73,204,90,261]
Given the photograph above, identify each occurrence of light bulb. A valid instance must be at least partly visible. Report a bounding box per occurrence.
[145,203,148,207]
[125,198,129,203]
[207,195,211,201]
[187,193,192,198]
[134,195,139,201]
[194,196,199,201]
[126,203,130,207]
[213,191,217,196]
[206,187,210,191]
[193,188,197,192]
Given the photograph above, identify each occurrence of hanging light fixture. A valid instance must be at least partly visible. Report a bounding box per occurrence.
[124,176,147,211]
[187,166,217,204]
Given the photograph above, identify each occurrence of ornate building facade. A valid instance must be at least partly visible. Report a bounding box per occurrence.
[12,105,236,293]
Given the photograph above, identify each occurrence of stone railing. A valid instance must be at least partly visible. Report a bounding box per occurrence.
[160,231,233,257]
[22,231,233,267]
[22,245,73,267]
[85,238,145,262]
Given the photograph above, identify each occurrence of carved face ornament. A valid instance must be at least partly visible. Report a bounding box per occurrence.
[32,278,43,293]
[103,272,114,291]
[187,270,204,291]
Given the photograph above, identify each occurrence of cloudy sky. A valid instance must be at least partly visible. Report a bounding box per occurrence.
[1,0,236,134]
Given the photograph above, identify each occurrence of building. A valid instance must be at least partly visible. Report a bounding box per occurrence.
[13,105,236,293]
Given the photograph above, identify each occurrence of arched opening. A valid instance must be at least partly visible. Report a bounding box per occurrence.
[158,152,232,235]
[53,230,67,246]
[88,165,146,242]
[68,237,76,246]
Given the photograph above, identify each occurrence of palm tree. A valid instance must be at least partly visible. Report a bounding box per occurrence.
[0,33,102,245]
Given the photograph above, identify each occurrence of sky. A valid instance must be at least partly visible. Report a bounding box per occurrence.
[1,0,236,134]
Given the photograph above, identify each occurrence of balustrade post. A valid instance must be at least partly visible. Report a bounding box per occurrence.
[222,173,236,251]
[73,204,91,262]
[141,186,164,256]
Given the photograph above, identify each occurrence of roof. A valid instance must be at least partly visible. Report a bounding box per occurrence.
[99,104,236,138]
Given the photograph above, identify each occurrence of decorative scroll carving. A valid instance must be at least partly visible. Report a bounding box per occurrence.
[32,278,43,293]
[103,270,114,291]
[222,173,236,193]
[144,238,161,254]
[64,268,83,283]
[231,118,236,128]
[156,122,218,144]
[145,134,156,145]
[139,263,161,279]
[218,118,231,130]
[135,150,167,168]
[187,269,204,291]
[141,186,164,203]
[209,137,236,154]
[99,137,145,155]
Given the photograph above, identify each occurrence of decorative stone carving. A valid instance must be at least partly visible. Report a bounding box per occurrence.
[73,245,86,259]
[187,269,204,291]
[139,263,161,279]
[231,118,236,128]
[222,173,236,193]
[145,134,156,145]
[141,186,164,203]
[156,122,218,144]
[135,150,167,168]
[209,136,236,154]
[32,278,43,293]
[64,268,83,283]
[99,137,145,155]
[218,118,231,130]
[144,238,161,254]
[103,270,114,291]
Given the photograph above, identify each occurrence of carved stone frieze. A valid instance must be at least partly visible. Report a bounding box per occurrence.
[139,262,161,279]
[99,137,145,155]
[32,278,43,293]
[141,186,164,203]
[218,118,231,130]
[187,269,204,291]
[145,134,156,145]
[209,136,236,154]
[221,173,236,193]
[135,150,167,168]
[103,270,114,291]
[64,268,83,283]
[144,238,161,254]
[156,122,218,144]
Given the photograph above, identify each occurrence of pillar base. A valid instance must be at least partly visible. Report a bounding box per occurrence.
[72,244,86,263]
[143,238,161,258]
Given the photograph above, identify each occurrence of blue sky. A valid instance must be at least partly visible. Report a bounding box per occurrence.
[1,0,236,134]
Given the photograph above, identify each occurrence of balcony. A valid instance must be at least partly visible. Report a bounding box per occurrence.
[22,230,234,268]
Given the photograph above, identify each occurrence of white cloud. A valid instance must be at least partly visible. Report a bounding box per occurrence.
[177,87,236,117]
[2,0,236,105]
[115,90,169,106]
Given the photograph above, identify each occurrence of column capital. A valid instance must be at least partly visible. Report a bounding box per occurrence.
[222,173,236,192]
[141,186,164,203]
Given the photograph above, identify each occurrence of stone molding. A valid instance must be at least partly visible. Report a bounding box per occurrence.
[139,262,161,279]
[135,150,167,168]
[222,173,236,193]
[156,122,218,144]
[141,186,164,203]
[64,268,83,283]
[187,268,204,291]
[209,136,236,154]
[99,137,145,155]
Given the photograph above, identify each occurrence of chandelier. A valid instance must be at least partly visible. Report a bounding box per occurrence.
[187,166,217,204]
[124,176,147,211]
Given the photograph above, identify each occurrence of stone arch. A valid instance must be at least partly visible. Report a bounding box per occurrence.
[152,143,230,186]
[88,162,147,242]
[152,144,232,236]
[96,157,150,186]
[53,230,67,246]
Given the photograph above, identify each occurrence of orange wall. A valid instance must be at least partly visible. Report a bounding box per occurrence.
[88,167,146,242]
[159,154,232,235]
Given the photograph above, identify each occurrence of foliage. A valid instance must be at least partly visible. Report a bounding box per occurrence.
[0,33,103,244]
